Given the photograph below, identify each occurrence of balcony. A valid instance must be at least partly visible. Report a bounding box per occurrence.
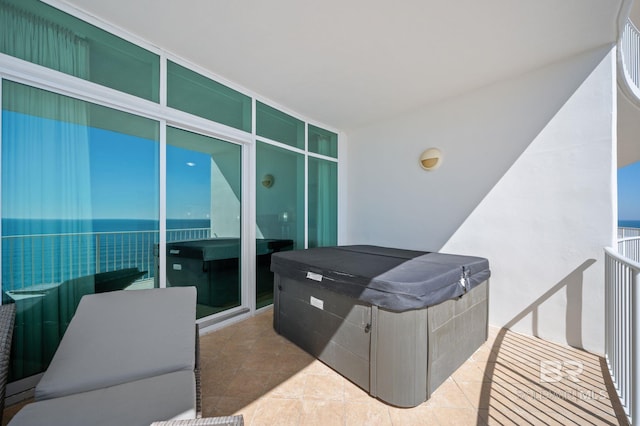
[5,308,628,425]
[3,234,638,425]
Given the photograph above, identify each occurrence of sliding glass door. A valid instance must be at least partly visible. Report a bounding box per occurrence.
[165,127,242,319]
[2,81,160,380]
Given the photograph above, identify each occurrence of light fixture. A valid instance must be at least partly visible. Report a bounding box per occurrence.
[261,174,274,188]
[419,148,443,171]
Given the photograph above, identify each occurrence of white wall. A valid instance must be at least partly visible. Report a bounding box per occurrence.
[345,46,617,354]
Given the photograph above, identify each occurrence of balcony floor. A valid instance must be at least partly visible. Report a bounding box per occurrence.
[2,308,630,425]
[197,309,628,426]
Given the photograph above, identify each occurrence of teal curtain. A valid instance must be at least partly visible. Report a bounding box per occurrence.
[0,2,89,77]
[308,158,337,248]
[1,3,92,380]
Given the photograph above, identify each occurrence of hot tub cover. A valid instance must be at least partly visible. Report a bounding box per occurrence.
[271,245,490,311]
[165,238,293,261]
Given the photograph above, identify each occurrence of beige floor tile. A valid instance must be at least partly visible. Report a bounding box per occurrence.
[455,380,494,409]
[343,378,373,403]
[303,373,345,401]
[214,396,262,421]
[345,401,392,426]
[428,380,474,409]
[265,372,308,399]
[300,400,346,426]
[250,398,303,426]
[431,407,484,426]
[201,368,237,397]
[225,370,272,400]
[276,352,316,373]
[240,351,283,372]
[452,361,492,383]
[201,395,222,417]
[470,346,498,363]
[387,404,442,425]
[303,359,336,376]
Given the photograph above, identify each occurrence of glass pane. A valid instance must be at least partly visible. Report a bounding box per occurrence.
[0,0,160,102]
[167,61,252,132]
[308,125,338,158]
[255,142,302,308]
[2,81,159,381]
[256,102,304,149]
[308,158,338,248]
[165,127,242,319]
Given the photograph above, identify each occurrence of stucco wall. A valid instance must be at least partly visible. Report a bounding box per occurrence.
[345,46,617,354]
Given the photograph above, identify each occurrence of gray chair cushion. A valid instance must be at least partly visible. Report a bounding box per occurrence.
[10,370,196,426]
[35,287,196,401]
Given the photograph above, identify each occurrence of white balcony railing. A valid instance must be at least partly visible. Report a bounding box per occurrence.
[622,19,640,92]
[620,227,640,239]
[2,228,211,291]
[605,232,640,425]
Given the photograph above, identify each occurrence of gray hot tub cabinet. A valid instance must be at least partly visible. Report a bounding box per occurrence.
[272,245,490,408]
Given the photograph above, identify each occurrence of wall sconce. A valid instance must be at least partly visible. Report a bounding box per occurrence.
[419,148,443,171]
[261,174,274,188]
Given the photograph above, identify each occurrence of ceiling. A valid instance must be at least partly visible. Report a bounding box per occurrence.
[59,0,626,132]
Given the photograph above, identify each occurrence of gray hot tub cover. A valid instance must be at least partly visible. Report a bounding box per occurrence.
[271,245,491,312]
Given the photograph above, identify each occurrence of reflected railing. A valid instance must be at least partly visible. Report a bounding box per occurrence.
[604,231,640,425]
[2,227,211,291]
[2,227,212,381]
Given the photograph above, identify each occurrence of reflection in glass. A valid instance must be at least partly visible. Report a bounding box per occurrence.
[255,142,302,308]
[167,61,251,132]
[0,0,160,102]
[165,127,242,319]
[308,125,338,159]
[256,102,304,149]
[2,81,159,380]
[308,158,338,248]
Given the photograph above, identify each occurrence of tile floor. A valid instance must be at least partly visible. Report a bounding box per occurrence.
[3,308,630,425]
[197,309,628,425]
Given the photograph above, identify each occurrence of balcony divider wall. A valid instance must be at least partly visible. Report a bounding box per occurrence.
[0,0,339,392]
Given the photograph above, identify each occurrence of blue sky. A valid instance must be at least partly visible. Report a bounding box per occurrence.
[618,161,640,220]
[89,127,160,219]
[90,128,212,219]
[3,111,211,220]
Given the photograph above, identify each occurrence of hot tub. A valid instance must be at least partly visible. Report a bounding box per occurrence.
[272,245,490,407]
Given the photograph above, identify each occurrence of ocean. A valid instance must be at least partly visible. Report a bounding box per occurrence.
[2,218,210,236]
[2,218,211,291]
[619,219,640,229]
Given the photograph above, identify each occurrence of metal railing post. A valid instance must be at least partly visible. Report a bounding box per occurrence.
[95,234,101,274]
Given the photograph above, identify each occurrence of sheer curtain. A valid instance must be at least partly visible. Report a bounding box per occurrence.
[0,2,89,76]
[1,3,91,379]
[309,158,337,248]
